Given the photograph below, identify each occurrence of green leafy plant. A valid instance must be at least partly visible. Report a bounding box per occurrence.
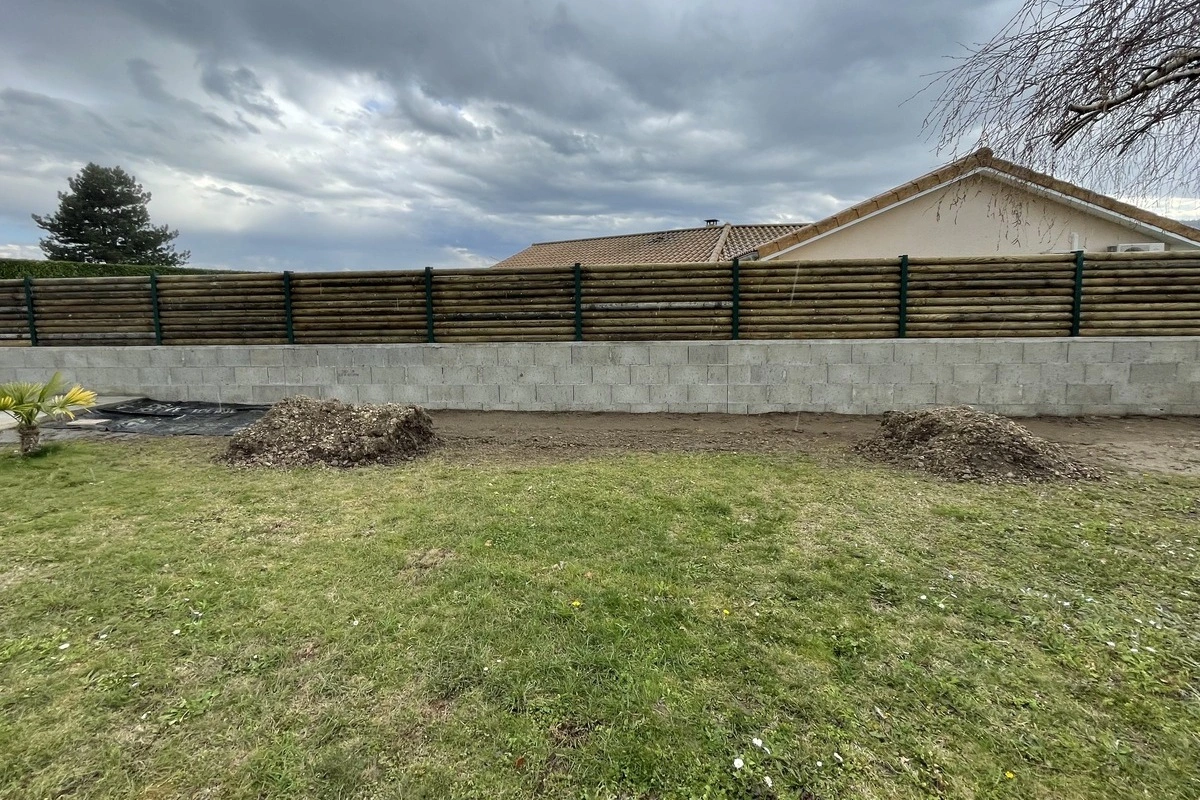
[0,372,97,456]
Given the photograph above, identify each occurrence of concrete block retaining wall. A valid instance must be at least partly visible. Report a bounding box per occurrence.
[1,338,1197,416]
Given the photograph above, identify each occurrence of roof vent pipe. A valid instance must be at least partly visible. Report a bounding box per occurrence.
[705,218,720,227]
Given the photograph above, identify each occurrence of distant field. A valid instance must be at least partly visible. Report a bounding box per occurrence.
[0,258,232,279]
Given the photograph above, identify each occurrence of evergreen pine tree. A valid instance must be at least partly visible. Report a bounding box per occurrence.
[32,163,190,266]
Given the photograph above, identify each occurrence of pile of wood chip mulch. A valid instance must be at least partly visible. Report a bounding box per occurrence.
[854,406,1103,483]
[217,396,438,468]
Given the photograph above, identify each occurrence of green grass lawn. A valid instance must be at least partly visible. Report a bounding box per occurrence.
[1,439,1197,799]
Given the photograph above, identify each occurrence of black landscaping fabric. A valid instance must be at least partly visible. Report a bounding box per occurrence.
[47,399,269,436]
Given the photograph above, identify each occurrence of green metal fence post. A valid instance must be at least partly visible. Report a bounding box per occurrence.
[282,271,295,344]
[730,257,741,340]
[149,273,164,345]
[573,263,584,341]
[898,254,909,338]
[424,266,436,343]
[23,277,37,347]
[1070,250,1085,336]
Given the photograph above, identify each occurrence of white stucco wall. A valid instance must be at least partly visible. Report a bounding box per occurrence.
[773,175,1188,260]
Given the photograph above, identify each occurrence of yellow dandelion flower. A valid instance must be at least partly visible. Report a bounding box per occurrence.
[571,600,582,608]
[1005,771,1015,780]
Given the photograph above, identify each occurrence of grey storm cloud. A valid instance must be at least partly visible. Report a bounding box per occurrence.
[0,0,1024,270]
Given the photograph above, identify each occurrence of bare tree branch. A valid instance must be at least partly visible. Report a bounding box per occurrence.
[926,1,1200,198]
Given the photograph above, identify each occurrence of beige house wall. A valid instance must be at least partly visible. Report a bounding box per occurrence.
[772,174,1187,260]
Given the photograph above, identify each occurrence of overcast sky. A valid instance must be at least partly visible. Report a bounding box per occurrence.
[0,0,1106,270]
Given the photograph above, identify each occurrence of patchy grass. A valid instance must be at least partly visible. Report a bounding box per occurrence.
[0,438,1197,799]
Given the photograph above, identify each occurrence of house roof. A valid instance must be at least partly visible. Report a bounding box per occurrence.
[755,148,1200,258]
[493,223,807,268]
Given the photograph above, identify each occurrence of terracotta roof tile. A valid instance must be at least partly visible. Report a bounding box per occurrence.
[493,223,808,268]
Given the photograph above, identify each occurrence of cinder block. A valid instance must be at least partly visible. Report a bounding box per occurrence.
[405,365,442,384]
[851,342,894,364]
[232,366,268,384]
[828,364,870,385]
[649,384,688,405]
[935,384,980,404]
[281,347,319,367]
[936,341,981,363]
[893,384,936,407]
[534,346,572,366]
[978,384,1027,405]
[354,384,390,404]
[688,344,728,365]
[333,366,368,383]
[512,366,555,384]
[167,366,206,385]
[705,366,728,384]
[687,384,727,404]
[571,345,616,366]
[1130,363,1177,384]
[386,347,425,366]
[1065,384,1111,404]
[667,403,707,414]
[1067,341,1114,363]
[1112,339,1197,364]
[749,364,787,384]
[729,384,769,404]
[1046,362,1085,384]
[250,385,297,404]
[648,344,690,365]
[301,366,336,385]
[630,364,668,385]
[1083,363,1130,385]
[215,347,251,366]
[907,364,952,384]
[428,385,465,404]
[614,345,650,365]
[726,403,749,415]
[769,383,812,404]
[573,384,612,408]
[867,364,911,384]
[769,342,820,364]
[592,365,631,385]
[976,341,1026,364]
[249,348,285,366]
[108,349,152,367]
[370,366,406,384]
[500,384,536,405]
[463,384,500,407]
[728,344,770,365]
[809,383,851,409]
[148,348,187,367]
[851,384,895,410]
[440,365,479,384]
[893,342,933,364]
[1022,340,1069,363]
[494,345,530,366]
[535,384,572,405]
[953,364,998,384]
[726,364,751,384]
[612,384,650,404]
[1112,382,1189,406]
[996,363,1043,386]
[667,364,709,385]
[553,365,591,384]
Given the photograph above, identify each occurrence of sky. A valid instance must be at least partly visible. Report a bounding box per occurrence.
[4,0,1189,271]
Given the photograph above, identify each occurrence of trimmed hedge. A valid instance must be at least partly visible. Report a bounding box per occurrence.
[0,258,230,279]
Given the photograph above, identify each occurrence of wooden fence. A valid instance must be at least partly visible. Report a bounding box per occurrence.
[2,251,1199,346]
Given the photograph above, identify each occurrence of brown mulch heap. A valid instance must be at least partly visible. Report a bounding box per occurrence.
[218,396,437,468]
[854,406,1103,483]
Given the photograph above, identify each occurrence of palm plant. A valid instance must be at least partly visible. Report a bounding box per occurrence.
[0,372,97,456]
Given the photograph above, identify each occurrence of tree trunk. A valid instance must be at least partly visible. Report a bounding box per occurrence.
[17,425,40,456]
